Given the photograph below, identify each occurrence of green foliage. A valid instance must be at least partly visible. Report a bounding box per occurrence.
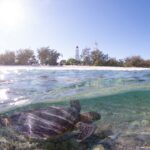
[143,60,150,67]
[124,56,147,67]
[66,58,80,65]
[28,55,38,65]
[59,60,67,66]
[0,45,150,67]
[37,47,60,65]
[80,48,91,65]
[16,49,36,65]
[0,51,15,65]
[91,49,108,66]
[106,58,124,67]
[106,58,118,66]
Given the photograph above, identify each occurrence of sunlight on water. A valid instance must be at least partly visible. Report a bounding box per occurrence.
[0,66,149,112]
[10,99,29,106]
[10,96,29,106]
[0,88,9,101]
[0,74,5,80]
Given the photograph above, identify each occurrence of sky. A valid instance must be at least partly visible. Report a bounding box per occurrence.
[0,0,150,60]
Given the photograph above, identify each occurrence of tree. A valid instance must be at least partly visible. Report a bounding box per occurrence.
[37,47,50,65]
[48,49,60,65]
[59,60,67,66]
[0,54,4,65]
[142,59,150,67]
[37,47,60,65]
[81,48,91,65]
[66,58,80,65]
[28,55,38,65]
[106,58,119,66]
[91,49,108,66]
[124,56,145,67]
[118,59,124,67]
[0,51,15,65]
[16,49,36,65]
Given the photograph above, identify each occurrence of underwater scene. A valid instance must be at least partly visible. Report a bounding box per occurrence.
[0,66,150,150]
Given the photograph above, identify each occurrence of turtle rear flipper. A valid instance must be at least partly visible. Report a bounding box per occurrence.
[75,122,96,142]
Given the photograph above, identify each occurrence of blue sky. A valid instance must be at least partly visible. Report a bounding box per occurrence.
[0,0,150,60]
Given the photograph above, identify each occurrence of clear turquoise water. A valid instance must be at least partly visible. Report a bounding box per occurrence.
[0,66,150,111]
[1,66,150,140]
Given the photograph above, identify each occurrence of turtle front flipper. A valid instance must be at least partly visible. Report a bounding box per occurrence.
[75,122,96,142]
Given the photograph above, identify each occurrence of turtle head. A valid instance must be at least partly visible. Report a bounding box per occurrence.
[70,100,81,112]
[80,111,101,123]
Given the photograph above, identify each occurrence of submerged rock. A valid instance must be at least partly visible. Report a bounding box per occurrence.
[92,144,105,150]
[129,121,140,130]
[94,124,113,139]
[141,120,149,127]
[135,134,150,145]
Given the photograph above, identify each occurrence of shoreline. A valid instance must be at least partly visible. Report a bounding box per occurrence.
[0,65,150,71]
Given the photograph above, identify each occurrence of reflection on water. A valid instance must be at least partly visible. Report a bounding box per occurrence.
[0,66,150,112]
[10,96,29,106]
[0,88,9,101]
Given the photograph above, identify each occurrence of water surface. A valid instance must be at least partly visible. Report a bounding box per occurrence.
[0,66,150,112]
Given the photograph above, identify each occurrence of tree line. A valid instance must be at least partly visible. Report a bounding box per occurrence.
[0,46,150,67]
[0,47,60,66]
[60,47,150,67]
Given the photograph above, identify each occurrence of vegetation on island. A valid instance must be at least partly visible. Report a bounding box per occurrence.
[0,46,150,67]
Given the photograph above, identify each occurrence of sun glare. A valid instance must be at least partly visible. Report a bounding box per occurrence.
[0,0,24,29]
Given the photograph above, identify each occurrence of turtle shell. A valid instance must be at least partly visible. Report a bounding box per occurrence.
[10,106,80,139]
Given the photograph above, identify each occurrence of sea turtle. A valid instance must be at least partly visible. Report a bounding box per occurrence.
[0,100,100,142]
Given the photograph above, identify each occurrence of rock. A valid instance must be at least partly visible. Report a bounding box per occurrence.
[95,124,113,139]
[135,134,150,144]
[129,121,140,130]
[92,144,105,150]
[99,138,116,150]
[141,120,149,126]
[0,137,8,143]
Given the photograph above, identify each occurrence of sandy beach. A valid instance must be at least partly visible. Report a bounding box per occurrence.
[0,65,150,71]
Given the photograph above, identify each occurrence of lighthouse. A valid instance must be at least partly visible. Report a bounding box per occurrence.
[75,46,80,61]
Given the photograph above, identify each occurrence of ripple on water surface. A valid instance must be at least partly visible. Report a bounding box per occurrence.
[0,67,150,111]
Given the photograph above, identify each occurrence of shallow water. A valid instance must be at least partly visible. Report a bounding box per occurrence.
[0,66,150,112]
[0,66,150,148]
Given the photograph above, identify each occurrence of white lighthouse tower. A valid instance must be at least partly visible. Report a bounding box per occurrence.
[75,46,80,61]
